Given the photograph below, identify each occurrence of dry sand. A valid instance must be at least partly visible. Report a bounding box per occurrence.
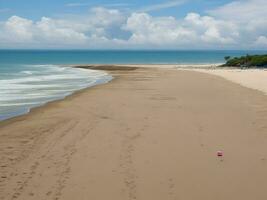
[76,64,267,95]
[189,68,267,95]
[0,67,267,200]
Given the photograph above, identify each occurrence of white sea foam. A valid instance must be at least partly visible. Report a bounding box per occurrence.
[21,71,34,75]
[0,102,42,107]
[0,64,112,121]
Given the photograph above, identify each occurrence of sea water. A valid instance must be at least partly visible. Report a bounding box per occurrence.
[0,50,266,120]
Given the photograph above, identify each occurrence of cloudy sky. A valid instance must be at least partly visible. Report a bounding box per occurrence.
[0,0,266,49]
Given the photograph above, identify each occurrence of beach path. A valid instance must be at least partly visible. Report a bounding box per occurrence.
[0,68,267,200]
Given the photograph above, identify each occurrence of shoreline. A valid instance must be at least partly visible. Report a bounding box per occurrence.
[1,64,266,124]
[0,65,112,122]
[0,79,109,127]
[71,63,222,69]
[0,66,127,126]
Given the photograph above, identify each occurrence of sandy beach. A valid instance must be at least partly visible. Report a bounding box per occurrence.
[0,66,267,200]
[191,68,267,95]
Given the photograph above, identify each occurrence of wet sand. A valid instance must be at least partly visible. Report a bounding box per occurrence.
[0,67,267,200]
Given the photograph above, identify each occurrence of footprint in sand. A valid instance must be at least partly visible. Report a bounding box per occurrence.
[29,192,34,196]
[168,178,179,200]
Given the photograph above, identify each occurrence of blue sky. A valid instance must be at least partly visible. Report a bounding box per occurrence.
[0,0,233,20]
[0,0,266,49]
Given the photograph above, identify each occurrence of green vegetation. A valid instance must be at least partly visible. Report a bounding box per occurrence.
[222,54,267,68]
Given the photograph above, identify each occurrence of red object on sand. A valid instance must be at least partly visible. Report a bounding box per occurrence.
[217,151,223,157]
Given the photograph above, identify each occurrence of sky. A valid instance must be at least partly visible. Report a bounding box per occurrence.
[0,0,266,49]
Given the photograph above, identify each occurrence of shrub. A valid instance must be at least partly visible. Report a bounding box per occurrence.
[223,54,267,68]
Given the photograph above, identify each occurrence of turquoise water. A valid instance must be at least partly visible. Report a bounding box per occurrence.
[0,50,266,121]
[1,50,266,65]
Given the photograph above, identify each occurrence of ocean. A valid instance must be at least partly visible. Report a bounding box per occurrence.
[0,50,266,121]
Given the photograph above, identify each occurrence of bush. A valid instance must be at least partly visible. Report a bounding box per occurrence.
[223,54,267,68]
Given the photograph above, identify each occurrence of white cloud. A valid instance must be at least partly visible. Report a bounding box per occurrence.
[207,0,267,35]
[0,16,88,47]
[207,0,267,49]
[140,0,186,12]
[89,7,125,27]
[123,13,196,47]
[1,16,33,42]
[208,0,267,22]
[121,12,239,48]
[255,36,267,47]
[0,1,266,49]
[0,7,126,48]
[185,13,238,44]
[103,3,132,8]
[36,17,88,44]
